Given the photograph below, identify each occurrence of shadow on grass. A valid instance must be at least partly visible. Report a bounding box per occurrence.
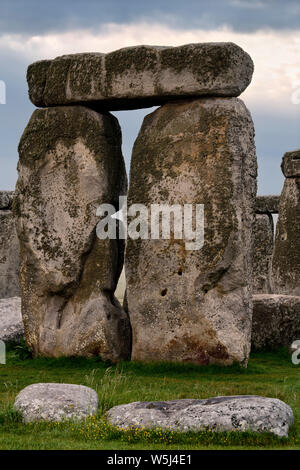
[6,344,293,377]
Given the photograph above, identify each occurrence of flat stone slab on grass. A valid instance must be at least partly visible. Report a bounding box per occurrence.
[107,396,294,437]
[27,43,254,110]
[0,297,23,343]
[252,294,300,350]
[14,383,99,423]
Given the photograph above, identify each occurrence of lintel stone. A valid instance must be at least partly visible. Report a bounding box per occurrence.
[27,43,254,111]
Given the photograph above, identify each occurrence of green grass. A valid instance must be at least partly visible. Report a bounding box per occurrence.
[0,348,299,450]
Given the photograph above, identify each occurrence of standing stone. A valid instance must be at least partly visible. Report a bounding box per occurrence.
[0,192,20,298]
[14,106,131,359]
[126,98,257,366]
[253,214,273,293]
[271,150,300,296]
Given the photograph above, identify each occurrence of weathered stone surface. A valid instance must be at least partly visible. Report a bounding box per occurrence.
[14,105,131,359]
[271,178,300,296]
[107,396,294,437]
[0,297,23,343]
[27,43,254,110]
[253,214,273,294]
[0,191,21,298]
[27,59,52,108]
[252,294,300,350]
[0,210,21,298]
[255,195,280,214]
[0,191,14,209]
[281,150,300,178]
[14,383,98,422]
[126,98,257,366]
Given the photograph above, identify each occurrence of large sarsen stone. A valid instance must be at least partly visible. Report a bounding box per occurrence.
[126,98,257,366]
[14,106,131,359]
[27,43,254,110]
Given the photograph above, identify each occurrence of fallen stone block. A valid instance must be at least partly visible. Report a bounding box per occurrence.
[107,396,294,438]
[14,383,98,422]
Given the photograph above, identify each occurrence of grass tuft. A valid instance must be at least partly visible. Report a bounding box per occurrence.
[84,367,131,414]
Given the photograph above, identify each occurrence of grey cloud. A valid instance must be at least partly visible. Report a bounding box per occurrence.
[1,0,300,35]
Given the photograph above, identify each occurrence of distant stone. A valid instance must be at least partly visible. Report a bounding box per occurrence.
[27,43,254,110]
[0,297,23,343]
[255,195,280,214]
[253,214,273,294]
[252,294,300,350]
[281,150,300,178]
[271,175,300,296]
[14,383,98,423]
[0,210,21,298]
[107,396,294,438]
[0,191,14,210]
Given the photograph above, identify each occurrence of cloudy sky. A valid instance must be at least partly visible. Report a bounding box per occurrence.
[0,0,299,194]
